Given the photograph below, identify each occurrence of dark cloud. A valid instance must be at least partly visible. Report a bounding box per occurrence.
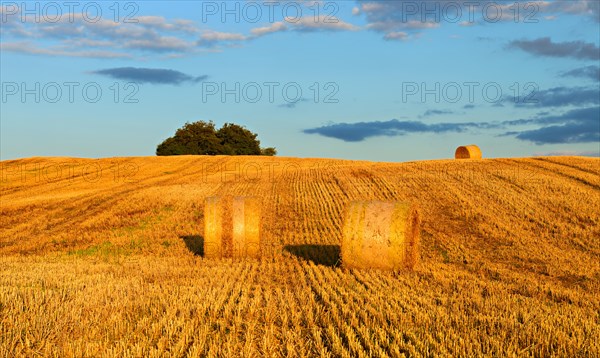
[303,106,599,144]
[561,66,600,81]
[421,109,454,117]
[463,104,476,109]
[503,106,598,126]
[514,123,598,144]
[510,86,599,108]
[503,107,600,144]
[303,119,493,142]
[92,67,208,85]
[508,37,600,61]
[278,98,310,109]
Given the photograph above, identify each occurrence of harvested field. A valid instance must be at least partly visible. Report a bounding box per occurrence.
[1,155,599,356]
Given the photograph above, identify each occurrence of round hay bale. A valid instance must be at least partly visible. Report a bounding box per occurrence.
[232,196,261,258]
[203,196,261,259]
[342,201,420,271]
[204,196,225,258]
[455,145,482,159]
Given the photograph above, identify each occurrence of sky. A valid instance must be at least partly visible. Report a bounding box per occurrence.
[1,0,599,161]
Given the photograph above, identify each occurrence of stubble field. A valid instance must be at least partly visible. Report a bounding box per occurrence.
[1,155,599,357]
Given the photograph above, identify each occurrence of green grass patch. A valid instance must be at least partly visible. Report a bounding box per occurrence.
[113,206,174,236]
[68,242,116,257]
[67,239,148,258]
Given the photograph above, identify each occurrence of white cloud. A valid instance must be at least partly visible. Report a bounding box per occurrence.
[1,3,362,59]
[1,8,204,57]
[135,16,198,33]
[200,31,248,41]
[361,3,385,12]
[0,41,131,58]
[249,16,360,36]
[125,36,196,52]
[384,31,409,41]
[367,20,439,32]
[288,16,360,31]
[250,22,288,36]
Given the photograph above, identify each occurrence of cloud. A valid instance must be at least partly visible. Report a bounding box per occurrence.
[195,31,250,48]
[303,119,492,142]
[355,0,480,40]
[463,104,476,109]
[508,86,599,108]
[508,37,600,60]
[1,10,200,57]
[196,16,359,48]
[251,17,358,37]
[503,106,598,125]
[91,67,208,85]
[278,98,310,109]
[285,16,360,32]
[512,122,599,144]
[356,1,600,40]
[304,106,599,144]
[251,22,288,36]
[201,31,248,42]
[560,66,600,81]
[551,0,599,22]
[136,16,199,34]
[384,31,409,41]
[125,36,196,53]
[0,0,364,59]
[503,106,600,144]
[1,3,360,58]
[247,15,360,42]
[421,109,454,117]
[0,41,132,58]
[368,20,439,31]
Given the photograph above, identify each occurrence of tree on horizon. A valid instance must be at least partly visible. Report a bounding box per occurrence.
[156,121,276,156]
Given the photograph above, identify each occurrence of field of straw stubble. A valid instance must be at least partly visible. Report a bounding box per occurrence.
[1,155,599,357]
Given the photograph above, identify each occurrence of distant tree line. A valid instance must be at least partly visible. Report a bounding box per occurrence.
[156,121,277,156]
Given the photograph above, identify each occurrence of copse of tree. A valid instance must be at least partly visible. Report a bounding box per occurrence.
[156,121,277,156]
[217,123,261,155]
[156,121,222,156]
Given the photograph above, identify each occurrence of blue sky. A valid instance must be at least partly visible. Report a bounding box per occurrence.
[1,0,599,161]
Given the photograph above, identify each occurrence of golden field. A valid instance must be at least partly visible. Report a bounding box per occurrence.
[1,155,599,357]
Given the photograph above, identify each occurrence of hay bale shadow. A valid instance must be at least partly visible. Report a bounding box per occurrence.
[284,244,341,267]
[180,235,204,256]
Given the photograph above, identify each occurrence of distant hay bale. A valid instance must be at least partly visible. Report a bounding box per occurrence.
[342,201,420,271]
[455,145,482,159]
[204,196,261,259]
